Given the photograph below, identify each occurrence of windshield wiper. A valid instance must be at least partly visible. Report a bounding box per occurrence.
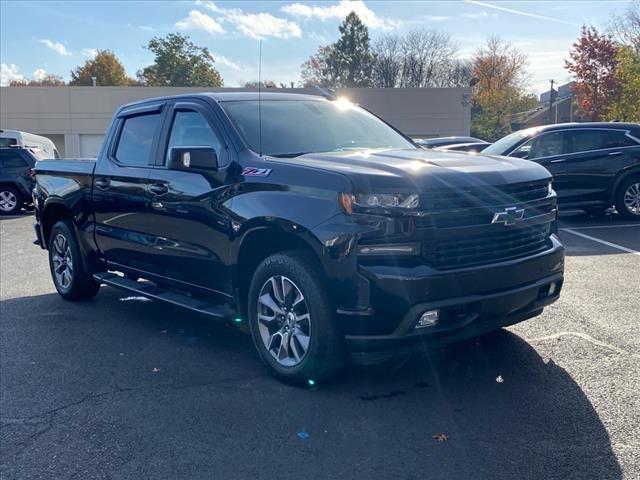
[268,152,314,158]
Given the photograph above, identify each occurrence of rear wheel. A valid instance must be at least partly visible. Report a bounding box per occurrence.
[248,252,346,385]
[0,186,22,215]
[615,178,640,219]
[48,221,101,300]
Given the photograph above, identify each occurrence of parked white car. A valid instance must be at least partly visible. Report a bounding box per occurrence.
[0,129,59,158]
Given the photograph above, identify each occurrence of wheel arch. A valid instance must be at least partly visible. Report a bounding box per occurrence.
[233,223,327,317]
[609,166,640,203]
[41,199,73,248]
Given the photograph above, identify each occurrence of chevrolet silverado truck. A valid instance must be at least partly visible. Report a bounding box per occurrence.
[33,92,564,384]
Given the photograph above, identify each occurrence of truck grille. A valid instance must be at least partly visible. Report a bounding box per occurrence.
[423,223,551,270]
[418,180,556,270]
[428,179,550,210]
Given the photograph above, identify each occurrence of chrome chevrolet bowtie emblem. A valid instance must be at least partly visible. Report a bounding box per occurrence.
[491,206,525,226]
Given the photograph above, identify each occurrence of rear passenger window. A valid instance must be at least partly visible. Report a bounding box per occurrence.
[0,151,27,168]
[566,130,607,153]
[115,113,161,166]
[603,130,639,148]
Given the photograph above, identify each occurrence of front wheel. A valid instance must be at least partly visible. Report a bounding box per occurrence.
[248,252,347,385]
[48,220,101,300]
[615,178,640,219]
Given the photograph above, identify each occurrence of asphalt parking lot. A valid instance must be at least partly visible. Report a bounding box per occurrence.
[1,211,639,480]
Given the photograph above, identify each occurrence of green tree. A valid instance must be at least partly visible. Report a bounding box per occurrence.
[607,46,640,121]
[325,12,374,87]
[69,50,129,86]
[137,33,223,87]
[471,36,536,141]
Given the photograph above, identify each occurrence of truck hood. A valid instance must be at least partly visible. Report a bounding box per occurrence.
[270,148,551,192]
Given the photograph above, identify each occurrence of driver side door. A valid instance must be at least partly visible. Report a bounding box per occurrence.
[142,100,237,296]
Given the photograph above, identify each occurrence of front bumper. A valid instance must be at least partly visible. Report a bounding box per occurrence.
[341,235,564,364]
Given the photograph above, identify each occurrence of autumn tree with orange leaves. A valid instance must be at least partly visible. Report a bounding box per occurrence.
[565,26,621,121]
[470,36,536,141]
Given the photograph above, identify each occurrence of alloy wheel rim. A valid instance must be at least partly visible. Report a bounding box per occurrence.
[624,183,640,215]
[257,275,311,367]
[52,234,73,290]
[0,191,17,212]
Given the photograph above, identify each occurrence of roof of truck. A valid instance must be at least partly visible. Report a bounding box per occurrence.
[120,92,328,110]
[205,92,328,102]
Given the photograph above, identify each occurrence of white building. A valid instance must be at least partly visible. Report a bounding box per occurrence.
[0,86,471,157]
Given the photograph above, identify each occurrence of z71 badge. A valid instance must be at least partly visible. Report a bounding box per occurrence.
[242,167,272,177]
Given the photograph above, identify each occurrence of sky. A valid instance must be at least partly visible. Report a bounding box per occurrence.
[0,0,632,95]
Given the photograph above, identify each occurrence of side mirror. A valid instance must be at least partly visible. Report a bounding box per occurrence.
[168,147,218,171]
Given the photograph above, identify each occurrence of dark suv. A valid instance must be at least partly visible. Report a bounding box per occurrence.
[0,147,43,215]
[482,123,640,218]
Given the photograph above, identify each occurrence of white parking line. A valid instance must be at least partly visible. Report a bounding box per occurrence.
[561,223,640,230]
[526,331,638,358]
[561,228,640,256]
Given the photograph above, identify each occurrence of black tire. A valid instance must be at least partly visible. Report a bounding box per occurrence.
[615,177,640,219]
[48,220,101,300]
[0,185,23,215]
[248,251,347,385]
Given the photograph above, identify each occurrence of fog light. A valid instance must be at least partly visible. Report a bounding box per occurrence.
[548,282,557,296]
[417,309,439,328]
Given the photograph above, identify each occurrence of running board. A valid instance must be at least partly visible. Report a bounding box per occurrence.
[93,272,234,319]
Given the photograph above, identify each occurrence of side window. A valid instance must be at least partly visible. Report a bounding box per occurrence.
[603,130,639,148]
[166,110,223,164]
[0,151,27,168]
[114,113,161,166]
[0,138,18,147]
[565,130,607,153]
[512,131,566,160]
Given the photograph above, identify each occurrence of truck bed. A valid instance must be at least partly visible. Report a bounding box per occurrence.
[34,158,96,176]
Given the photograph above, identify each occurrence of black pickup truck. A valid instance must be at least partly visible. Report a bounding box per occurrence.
[33,92,564,384]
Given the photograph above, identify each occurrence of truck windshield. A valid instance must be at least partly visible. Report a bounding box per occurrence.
[222,99,415,157]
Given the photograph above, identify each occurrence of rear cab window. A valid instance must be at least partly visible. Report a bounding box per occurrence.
[114,113,162,166]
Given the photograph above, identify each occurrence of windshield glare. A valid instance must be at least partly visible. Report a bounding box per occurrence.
[223,99,415,157]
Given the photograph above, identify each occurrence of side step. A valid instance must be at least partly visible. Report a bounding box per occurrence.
[93,272,235,319]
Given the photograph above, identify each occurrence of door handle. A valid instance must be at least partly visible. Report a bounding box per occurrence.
[95,178,110,190]
[149,183,169,195]
[608,151,622,156]
[550,158,566,163]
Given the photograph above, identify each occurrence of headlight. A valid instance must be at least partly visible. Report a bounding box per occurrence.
[339,193,419,214]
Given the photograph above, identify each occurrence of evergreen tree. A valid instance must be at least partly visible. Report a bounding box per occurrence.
[325,12,374,87]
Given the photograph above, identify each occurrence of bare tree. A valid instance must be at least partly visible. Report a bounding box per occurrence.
[433,59,474,88]
[371,34,403,87]
[608,0,640,53]
[399,30,457,88]
[242,80,277,88]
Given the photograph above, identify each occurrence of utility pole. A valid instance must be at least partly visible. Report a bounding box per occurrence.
[548,79,555,125]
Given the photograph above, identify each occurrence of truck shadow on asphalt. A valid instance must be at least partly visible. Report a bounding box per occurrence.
[1,288,623,480]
